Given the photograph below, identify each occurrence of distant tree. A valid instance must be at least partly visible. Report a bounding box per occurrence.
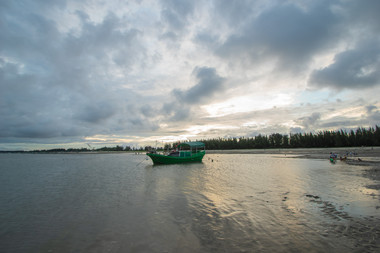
[282,135,289,148]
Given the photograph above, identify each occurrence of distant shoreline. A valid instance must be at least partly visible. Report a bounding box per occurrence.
[2,146,380,157]
[4,146,379,167]
[2,146,379,184]
[210,147,380,189]
[209,147,380,169]
[207,146,380,157]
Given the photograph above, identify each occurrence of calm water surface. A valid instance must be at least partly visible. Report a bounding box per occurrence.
[0,153,379,252]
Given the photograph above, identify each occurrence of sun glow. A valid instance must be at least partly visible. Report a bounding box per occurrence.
[186,124,239,135]
[324,105,365,120]
[202,93,293,117]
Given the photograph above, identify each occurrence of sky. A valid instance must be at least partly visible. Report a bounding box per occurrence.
[1,0,380,150]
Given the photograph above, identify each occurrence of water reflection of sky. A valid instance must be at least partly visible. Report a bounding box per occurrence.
[2,153,378,252]
[190,154,379,219]
[162,154,379,251]
[140,154,379,251]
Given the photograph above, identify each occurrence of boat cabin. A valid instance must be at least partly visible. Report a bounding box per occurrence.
[170,142,205,157]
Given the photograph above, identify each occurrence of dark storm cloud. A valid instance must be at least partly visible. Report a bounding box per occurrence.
[366,105,380,123]
[209,0,380,90]
[296,112,321,129]
[309,40,380,89]
[306,0,380,90]
[345,0,380,33]
[366,105,377,114]
[162,67,225,122]
[173,67,225,104]
[168,106,192,122]
[215,1,339,71]
[75,102,116,124]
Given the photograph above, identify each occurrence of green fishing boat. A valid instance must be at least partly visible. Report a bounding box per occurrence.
[146,141,205,165]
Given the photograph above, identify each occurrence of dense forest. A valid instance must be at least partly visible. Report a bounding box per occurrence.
[197,126,380,150]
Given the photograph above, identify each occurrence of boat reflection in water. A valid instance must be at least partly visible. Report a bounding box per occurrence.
[146,142,205,165]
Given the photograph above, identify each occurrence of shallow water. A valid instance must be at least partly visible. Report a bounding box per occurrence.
[0,153,379,252]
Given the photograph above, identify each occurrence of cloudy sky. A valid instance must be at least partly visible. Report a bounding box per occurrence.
[1,0,380,150]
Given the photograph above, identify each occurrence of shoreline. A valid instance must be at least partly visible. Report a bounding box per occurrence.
[4,147,380,179]
[207,147,380,164]
[206,146,380,156]
[2,146,380,157]
[208,146,380,188]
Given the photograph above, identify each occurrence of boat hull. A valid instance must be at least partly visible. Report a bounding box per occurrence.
[146,152,205,165]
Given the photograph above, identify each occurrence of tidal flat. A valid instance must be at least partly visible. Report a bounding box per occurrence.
[1,149,379,252]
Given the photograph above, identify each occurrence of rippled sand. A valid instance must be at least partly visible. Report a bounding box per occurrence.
[208,147,380,252]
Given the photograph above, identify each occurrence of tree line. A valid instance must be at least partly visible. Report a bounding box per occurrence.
[1,126,379,153]
[198,126,380,150]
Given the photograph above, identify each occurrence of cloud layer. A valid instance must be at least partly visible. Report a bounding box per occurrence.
[1,0,380,149]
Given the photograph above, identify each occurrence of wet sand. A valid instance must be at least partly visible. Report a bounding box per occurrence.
[208,146,380,184]
[207,146,380,158]
[208,147,380,252]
